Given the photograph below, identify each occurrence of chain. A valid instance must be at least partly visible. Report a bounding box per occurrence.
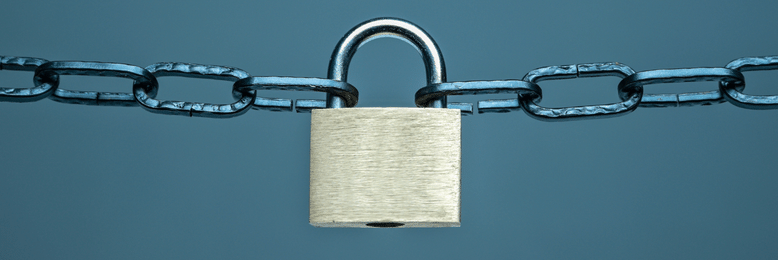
[1,57,359,117]
[1,19,777,121]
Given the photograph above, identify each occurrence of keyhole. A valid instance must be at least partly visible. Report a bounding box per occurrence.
[366,222,405,228]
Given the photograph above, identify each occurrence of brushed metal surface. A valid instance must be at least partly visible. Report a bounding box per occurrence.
[310,108,461,228]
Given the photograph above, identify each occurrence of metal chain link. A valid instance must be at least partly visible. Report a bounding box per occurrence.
[1,19,776,121]
[0,56,359,118]
[721,56,778,109]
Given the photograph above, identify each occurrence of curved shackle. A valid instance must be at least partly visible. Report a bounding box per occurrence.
[326,17,447,108]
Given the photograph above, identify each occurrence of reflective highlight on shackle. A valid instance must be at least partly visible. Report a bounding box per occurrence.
[326,17,447,108]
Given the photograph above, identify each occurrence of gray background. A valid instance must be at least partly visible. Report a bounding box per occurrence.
[1,0,777,259]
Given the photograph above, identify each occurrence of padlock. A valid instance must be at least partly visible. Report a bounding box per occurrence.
[309,18,461,228]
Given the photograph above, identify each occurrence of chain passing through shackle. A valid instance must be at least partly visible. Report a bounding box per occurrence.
[0,17,776,229]
[2,33,777,118]
[309,17,462,228]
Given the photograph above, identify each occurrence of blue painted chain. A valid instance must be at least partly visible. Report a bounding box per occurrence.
[0,58,358,118]
[417,56,777,121]
[1,18,776,120]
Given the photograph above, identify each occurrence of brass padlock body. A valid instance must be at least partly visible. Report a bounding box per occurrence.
[310,107,461,227]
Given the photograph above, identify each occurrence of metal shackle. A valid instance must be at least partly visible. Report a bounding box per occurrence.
[326,17,447,108]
